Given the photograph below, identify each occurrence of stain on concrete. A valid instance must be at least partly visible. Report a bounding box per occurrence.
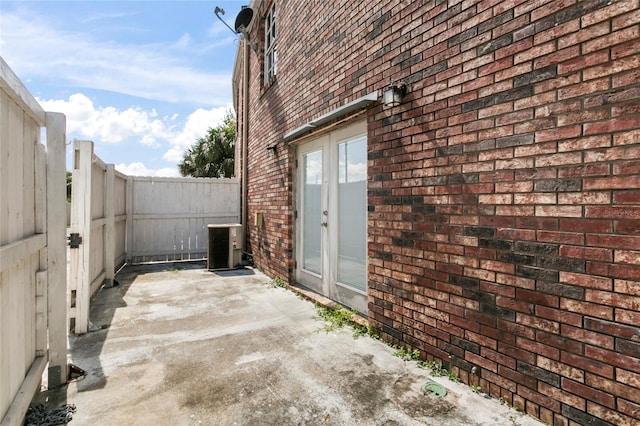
[32,262,543,426]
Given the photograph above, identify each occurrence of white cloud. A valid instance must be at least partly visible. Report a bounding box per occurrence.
[38,92,231,165]
[1,8,233,105]
[79,11,134,24]
[115,162,181,177]
[172,33,192,49]
[162,106,230,162]
[2,4,238,177]
[339,162,367,183]
[39,94,171,145]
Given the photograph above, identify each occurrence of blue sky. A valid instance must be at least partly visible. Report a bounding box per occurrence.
[1,0,247,176]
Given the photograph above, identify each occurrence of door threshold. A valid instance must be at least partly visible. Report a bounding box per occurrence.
[289,282,369,325]
[289,282,337,309]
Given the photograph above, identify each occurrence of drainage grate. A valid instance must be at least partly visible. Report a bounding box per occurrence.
[422,381,447,398]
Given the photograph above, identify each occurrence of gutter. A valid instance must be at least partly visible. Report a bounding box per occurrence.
[241,39,249,258]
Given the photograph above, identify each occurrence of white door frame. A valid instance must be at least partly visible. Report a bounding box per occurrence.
[294,120,368,314]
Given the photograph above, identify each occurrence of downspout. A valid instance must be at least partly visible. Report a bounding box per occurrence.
[242,38,249,256]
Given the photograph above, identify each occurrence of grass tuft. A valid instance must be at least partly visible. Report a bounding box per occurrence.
[313,304,377,339]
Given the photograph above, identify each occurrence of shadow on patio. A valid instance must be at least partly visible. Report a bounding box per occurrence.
[34,262,542,426]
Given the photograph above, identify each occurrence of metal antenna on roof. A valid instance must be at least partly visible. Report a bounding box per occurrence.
[213,6,257,52]
[214,7,238,35]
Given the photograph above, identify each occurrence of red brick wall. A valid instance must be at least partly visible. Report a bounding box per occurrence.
[235,1,640,424]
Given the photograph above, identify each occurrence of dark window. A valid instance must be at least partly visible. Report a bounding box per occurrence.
[264,2,277,86]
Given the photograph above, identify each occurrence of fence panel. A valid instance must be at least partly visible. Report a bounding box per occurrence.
[69,141,118,334]
[0,58,67,424]
[127,177,239,263]
[113,171,127,268]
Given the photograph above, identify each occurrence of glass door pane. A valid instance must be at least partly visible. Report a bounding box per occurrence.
[337,136,366,291]
[303,150,322,275]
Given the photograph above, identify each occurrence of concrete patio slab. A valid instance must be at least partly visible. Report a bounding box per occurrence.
[34,262,543,426]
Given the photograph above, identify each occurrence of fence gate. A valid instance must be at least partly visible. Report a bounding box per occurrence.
[68,140,239,334]
[0,58,67,424]
[69,140,127,334]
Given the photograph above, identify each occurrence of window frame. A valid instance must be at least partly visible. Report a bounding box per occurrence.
[263,1,277,87]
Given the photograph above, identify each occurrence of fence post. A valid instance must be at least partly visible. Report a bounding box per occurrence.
[126,176,133,263]
[45,112,68,385]
[34,143,47,358]
[104,164,115,287]
[70,140,92,334]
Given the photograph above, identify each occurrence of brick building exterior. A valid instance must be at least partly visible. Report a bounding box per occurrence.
[233,1,640,424]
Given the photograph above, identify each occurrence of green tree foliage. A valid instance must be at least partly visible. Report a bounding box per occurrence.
[178,112,236,178]
[66,171,72,201]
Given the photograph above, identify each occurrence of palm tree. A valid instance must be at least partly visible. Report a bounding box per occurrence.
[179,112,236,178]
[66,171,72,201]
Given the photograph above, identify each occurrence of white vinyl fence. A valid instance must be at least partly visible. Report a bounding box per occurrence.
[69,140,127,334]
[69,140,239,334]
[0,58,67,424]
[127,176,239,263]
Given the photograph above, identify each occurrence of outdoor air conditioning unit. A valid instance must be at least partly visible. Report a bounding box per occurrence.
[207,224,243,270]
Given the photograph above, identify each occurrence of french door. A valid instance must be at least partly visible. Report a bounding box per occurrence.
[295,121,368,314]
